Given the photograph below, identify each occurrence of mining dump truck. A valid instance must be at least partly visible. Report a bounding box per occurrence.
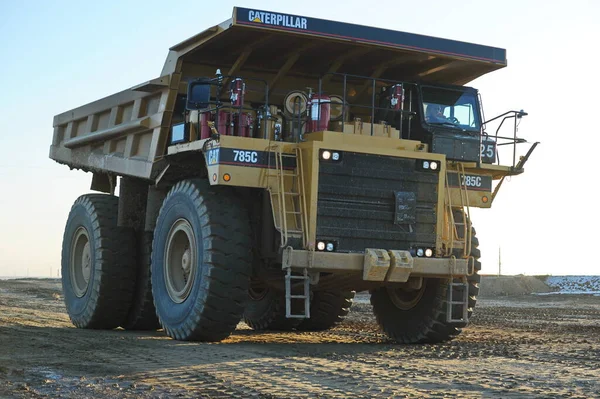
[50,8,537,343]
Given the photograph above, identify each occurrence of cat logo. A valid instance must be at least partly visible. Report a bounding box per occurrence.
[248,10,308,30]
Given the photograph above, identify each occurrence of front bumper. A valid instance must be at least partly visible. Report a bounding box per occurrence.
[282,248,469,283]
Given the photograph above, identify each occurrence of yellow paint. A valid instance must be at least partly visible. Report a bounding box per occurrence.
[175,130,514,257]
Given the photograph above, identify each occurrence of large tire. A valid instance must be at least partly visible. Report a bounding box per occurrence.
[124,231,160,330]
[151,179,252,341]
[243,285,301,331]
[61,194,136,329]
[297,290,355,331]
[370,211,481,344]
[452,210,481,323]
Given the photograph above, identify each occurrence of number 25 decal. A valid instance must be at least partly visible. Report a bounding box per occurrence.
[480,144,494,158]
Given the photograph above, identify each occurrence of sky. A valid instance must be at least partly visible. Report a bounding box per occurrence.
[0,0,598,277]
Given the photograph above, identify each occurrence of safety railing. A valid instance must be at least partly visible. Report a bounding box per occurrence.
[482,110,537,170]
[284,72,419,141]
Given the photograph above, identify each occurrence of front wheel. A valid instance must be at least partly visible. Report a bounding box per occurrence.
[151,179,252,341]
[371,211,481,344]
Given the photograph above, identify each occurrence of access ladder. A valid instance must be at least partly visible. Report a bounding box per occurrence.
[267,146,309,248]
[266,146,311,319]
[444,163,473,323]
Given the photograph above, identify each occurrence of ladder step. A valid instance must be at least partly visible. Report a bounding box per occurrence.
[270,192,300,196]
[285,267,310,319]
[265,171,297,175]
[447,275,469,323]
[287,275,309,280]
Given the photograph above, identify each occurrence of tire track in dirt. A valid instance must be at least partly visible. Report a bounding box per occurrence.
[2,280,600,398]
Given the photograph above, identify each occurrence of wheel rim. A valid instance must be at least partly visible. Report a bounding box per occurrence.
[387,280,427,310]
[70,227,92,298]
[248,280,268,301]
[164,218,197,303]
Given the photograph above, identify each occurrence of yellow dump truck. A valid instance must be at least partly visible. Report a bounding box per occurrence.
[50,8,537,343]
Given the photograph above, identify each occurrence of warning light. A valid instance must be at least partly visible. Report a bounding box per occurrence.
[482,196,489,203]
[223,173,231,182]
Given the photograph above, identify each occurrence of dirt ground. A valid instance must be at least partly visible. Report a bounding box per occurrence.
[1,279,599,398]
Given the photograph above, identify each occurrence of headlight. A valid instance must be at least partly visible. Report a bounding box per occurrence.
[320,149,342,162]
[416,248,424,257]
[425,248,433,257]
[317,240,336,251]
[417,159,441,172]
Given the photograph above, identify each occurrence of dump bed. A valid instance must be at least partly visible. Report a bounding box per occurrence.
[50,7,507,180]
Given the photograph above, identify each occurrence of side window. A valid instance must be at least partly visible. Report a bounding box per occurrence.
[454,104,472,124]
[444,104,474,126]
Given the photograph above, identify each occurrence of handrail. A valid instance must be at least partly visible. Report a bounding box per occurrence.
[316,72,418,138]
[186,72,270,139]
[483,109,533,168]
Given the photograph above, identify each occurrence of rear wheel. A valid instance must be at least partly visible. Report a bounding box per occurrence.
[243,282,301,331]
[371,212,481,343]
[124,231,160,330]
[297,290,355,331]
[61,194,136,329]
[151,179,252,341]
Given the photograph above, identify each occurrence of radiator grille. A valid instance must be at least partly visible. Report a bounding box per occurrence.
[317,152,438,253]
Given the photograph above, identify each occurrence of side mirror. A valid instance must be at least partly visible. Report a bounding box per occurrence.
[186,79,212,110]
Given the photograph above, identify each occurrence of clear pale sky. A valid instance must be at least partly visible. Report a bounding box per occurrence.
[0,0,598,277]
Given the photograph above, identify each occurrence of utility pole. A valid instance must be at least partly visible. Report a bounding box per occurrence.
[498,246,502,277]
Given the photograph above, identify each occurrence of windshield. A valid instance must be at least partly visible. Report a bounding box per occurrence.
[422,87,481,131]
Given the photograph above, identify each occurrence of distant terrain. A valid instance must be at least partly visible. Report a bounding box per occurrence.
[479,275,600,297]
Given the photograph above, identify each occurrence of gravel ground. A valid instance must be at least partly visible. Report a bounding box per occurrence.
[0,279,599,398]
